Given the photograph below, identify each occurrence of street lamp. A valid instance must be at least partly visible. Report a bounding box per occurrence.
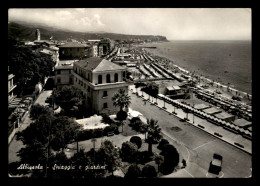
[163,98,166,109]
[155,96,158,105]
[172,104,176,115]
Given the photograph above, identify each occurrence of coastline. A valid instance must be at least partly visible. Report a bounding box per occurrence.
[137,40,251,96]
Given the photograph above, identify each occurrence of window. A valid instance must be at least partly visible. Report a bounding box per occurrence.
[57,78,61,83]
[75,77,77,82]
[103,103,108,108]
[57,70,61,74]
[84,83,86,88]
[114,73,118,82]
[106,74,110,83]
[103,91,108,97]
[88,86,90,92]
[69,78,73,84]
[98,75,102,84]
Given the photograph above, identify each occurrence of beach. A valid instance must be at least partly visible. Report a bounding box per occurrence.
[141,40,252,95]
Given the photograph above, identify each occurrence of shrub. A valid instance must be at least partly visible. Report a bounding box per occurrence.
[136,151,152,164]
[29,104,51,120]
[101,113,113,124]
[120,141,138,163]
[116,110,128,121]
[160,144,179,175]
[130,117,143,131]
[157,139,169,150]
[141,164,157,178]
[125,164,141,178]
[130,136,142,149]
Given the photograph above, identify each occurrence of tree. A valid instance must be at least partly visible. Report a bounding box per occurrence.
[52,86,84,116]
[96,140,121,175]
[16,115,81,153]
[112,89,131,112]
[157,139,169,150]
[130,136,142,149]
[8,40,55,96]
[125,164,141,178]
[69,149,95,178]
[160,144,180,175]
[112,89,131,132]
[120,141,138,163]
[29,104,51,120]
[129,117,143,131]
[154,154,164,173]
[146,118,162,155]
[141,164,157,178]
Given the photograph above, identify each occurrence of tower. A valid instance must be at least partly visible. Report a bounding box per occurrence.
[35,29,40,41]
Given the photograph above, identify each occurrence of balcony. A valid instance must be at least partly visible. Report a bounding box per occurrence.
[8,84,17,93]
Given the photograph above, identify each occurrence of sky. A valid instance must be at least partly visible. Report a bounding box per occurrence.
[8,8,251,40]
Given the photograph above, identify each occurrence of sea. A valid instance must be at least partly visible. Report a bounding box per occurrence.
[142,40,252,95]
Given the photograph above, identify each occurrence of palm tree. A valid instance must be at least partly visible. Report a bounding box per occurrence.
[146,118,162,155]
[112,89,131,112]
[112,89,131,132]
[154,154,164,173]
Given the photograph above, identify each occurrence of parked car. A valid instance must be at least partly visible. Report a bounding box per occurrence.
[208,153,223,175]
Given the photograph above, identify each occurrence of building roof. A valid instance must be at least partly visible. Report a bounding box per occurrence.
[58,42,87,48]
[55,60,78,70]
[214,112,234,119]
[75,57,126,72]
[166,86,174,91]
[194,103,211,110]
[203,107,222,115]
[172,86,181,90]
[40,49,53,55]
[34,40,55,45]
[232,118,252,127]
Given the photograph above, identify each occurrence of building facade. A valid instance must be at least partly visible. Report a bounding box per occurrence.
[54,60,78,89]
[58,42,90,60]
[73,57,128,115]
[8,73,17,103]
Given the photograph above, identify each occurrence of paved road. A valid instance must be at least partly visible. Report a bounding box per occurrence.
[128,89,252,178]
[8,90,53,164]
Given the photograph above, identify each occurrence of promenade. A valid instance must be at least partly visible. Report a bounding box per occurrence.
[128,85,251,177]
[130,85,251,154]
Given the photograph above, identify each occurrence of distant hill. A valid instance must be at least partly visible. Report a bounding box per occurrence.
[8,21,168,42]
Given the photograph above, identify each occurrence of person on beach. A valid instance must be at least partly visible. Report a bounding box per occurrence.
[143,100,146,105]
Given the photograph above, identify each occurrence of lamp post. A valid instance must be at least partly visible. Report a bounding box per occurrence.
[91,138,96,162]
[172,104,176,115]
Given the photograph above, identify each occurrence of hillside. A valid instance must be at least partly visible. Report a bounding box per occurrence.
[8,21,168,42]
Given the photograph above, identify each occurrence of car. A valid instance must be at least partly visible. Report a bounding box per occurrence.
[208,153,223,175]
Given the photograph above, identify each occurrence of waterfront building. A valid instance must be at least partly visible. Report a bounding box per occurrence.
[58,42,90,60]
[73,57,128,115]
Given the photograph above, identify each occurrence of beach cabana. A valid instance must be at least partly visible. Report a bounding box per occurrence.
[214,112,235,123]
[194,103,211,111]
[204,107,222,116]
[232,118,252,129]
